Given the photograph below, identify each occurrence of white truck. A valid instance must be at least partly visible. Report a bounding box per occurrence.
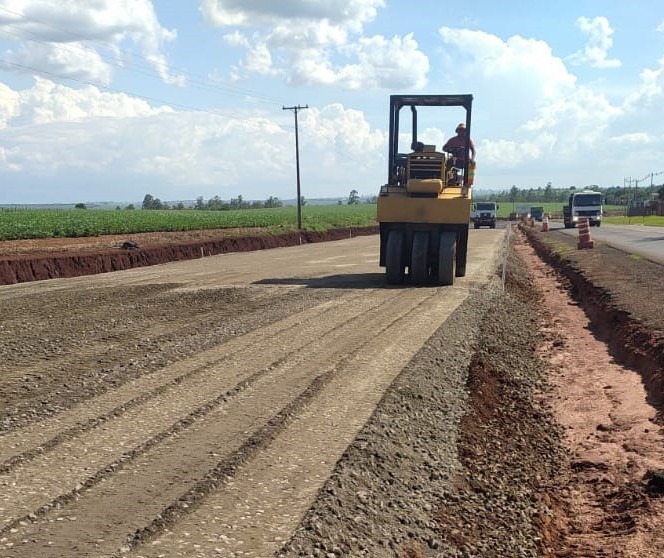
[563,190,603,228]
[471,201,498,229]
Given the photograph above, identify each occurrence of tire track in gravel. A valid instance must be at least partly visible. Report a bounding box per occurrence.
[3,304,220,380]
[129,287,470,558]
[0,289,372,471]
[0,289,372,469]
[0,295,370,473]
[0,285,341,434]
[0,284,181,367]
[0,285,282,382]
[0,288,439,556]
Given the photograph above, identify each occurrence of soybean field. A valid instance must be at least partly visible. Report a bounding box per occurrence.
[0,205,377,241]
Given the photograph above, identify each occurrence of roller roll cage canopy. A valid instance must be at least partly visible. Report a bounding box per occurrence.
[387,94,473,187]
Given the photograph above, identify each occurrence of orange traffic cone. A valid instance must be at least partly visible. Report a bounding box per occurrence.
[541,216,549,232]
[577,218,594,249]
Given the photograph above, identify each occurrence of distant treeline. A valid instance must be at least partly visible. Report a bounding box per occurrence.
[140,190,374,211]
[140,193,289,211]
[473,183,664,205]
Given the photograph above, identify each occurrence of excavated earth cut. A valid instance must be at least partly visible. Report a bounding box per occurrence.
[0,226,378,285]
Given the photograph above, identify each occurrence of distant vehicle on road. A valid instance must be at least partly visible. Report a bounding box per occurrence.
[563,191,603,228]
[516,205,531,221]
[530,206,544,222]
[471,201,497,229]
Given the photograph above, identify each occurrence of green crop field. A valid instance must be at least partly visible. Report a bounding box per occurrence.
[604,215,664,227]
[0,205,378,241]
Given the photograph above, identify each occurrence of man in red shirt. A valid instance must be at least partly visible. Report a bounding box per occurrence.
[443,123,476,165]
[443,123,476,194]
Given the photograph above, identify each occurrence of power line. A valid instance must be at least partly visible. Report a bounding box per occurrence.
[0,5,287,106]
[624,170,664,188]
[0,57,283,125]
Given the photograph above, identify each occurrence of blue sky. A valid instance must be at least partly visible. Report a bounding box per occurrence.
[0,0,663,204]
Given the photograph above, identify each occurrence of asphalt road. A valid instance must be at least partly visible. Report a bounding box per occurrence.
[541,220,664,265]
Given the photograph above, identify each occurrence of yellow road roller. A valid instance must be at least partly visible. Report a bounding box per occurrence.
[377,94,474,285]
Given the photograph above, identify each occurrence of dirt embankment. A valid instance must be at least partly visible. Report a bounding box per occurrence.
[521,225,664,557]
[523,226,664,398]
[0,226,378,285]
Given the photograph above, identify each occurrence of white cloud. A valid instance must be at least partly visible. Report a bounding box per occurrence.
[568,16,621,69]
[203,0,427,90]
[0,105,293,198]
[242,42,277,76]
[288,33,429,89]
[623,59,664,111]
[340,33,428,89]
[479,138,547,168]
[222,30,249,48]
[608,132,653,144]
[3,41,112,84]
[438,27,621,163]
[200,0,385,32]
[436,25,664,189]
[0,77,385,202]
[300,103,384,151]
[0,0,183,85]
[296,103,386,194]
[126,112,289,186]
[2,76,171,127]
[267,20,349,49]
[0,81,21,127]
[439,27,576,100]
[521,86,621,153]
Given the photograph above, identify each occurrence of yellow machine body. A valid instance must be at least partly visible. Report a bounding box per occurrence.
[377,187,472,224]
[377,94,475,285]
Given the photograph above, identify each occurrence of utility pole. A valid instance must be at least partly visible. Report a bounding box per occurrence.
[625,176,633,206]
[633,178,640,222]
[282,104,308,229]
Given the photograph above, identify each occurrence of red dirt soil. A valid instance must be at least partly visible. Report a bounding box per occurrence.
[519,228,664,557]
[0,226,378,285]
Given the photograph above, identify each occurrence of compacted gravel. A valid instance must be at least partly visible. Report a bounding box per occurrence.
[1,226,662,557]
[280,247,566,557]
[2,233,517,557]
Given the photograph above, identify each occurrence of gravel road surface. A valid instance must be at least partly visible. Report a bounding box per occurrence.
[1,232,510,557]
[5,224,662,557]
